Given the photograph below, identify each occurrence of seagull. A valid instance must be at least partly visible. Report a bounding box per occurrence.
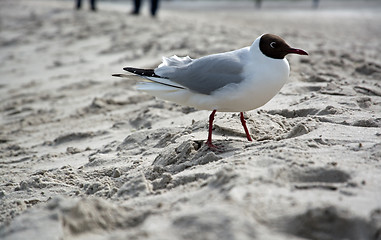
[113,33,308,148]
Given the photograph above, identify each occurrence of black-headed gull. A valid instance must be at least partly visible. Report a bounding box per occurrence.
[113,33,308,148]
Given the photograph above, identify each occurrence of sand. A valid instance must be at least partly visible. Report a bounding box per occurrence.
[1,0,381,239]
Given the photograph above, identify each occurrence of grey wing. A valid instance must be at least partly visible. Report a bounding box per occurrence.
[154,48,249,95]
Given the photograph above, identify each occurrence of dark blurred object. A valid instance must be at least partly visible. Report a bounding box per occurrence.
[131,0,160,17]
[313,0,320,8]
[76,0,97,11]
[255,0,262,8]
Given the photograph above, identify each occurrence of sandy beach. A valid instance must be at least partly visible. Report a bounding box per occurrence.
[1,0,381,239]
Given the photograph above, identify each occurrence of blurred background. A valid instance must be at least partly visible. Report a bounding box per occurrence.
[1,0,381,239]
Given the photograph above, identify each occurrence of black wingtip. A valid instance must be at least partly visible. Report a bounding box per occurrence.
[123,67,162,78]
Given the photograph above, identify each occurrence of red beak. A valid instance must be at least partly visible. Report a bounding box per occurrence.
[287,48,308,56]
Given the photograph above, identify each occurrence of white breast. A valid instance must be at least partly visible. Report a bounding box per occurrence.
[200,53,290,112]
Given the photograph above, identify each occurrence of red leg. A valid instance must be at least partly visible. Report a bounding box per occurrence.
[206,110,217,148]
[240,112,252,141]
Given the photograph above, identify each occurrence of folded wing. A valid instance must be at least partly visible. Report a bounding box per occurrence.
[155,48,249,95]
[121,47,249,95]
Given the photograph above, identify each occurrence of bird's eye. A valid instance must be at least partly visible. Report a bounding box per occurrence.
[270,42,276,48]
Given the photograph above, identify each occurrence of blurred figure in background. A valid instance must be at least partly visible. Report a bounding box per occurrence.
[255,0,262,8]
[313,0,319,8]
[76,0,97,11]
[131,0,160,17]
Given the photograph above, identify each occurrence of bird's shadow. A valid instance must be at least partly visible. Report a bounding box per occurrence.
[213,125,249,139]
[152,139,244,172]
[194,139,245,154]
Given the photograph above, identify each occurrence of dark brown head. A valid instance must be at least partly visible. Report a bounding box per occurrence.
[259,34,308,59]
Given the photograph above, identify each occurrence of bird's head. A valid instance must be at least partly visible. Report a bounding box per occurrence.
[259,33,308,59]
